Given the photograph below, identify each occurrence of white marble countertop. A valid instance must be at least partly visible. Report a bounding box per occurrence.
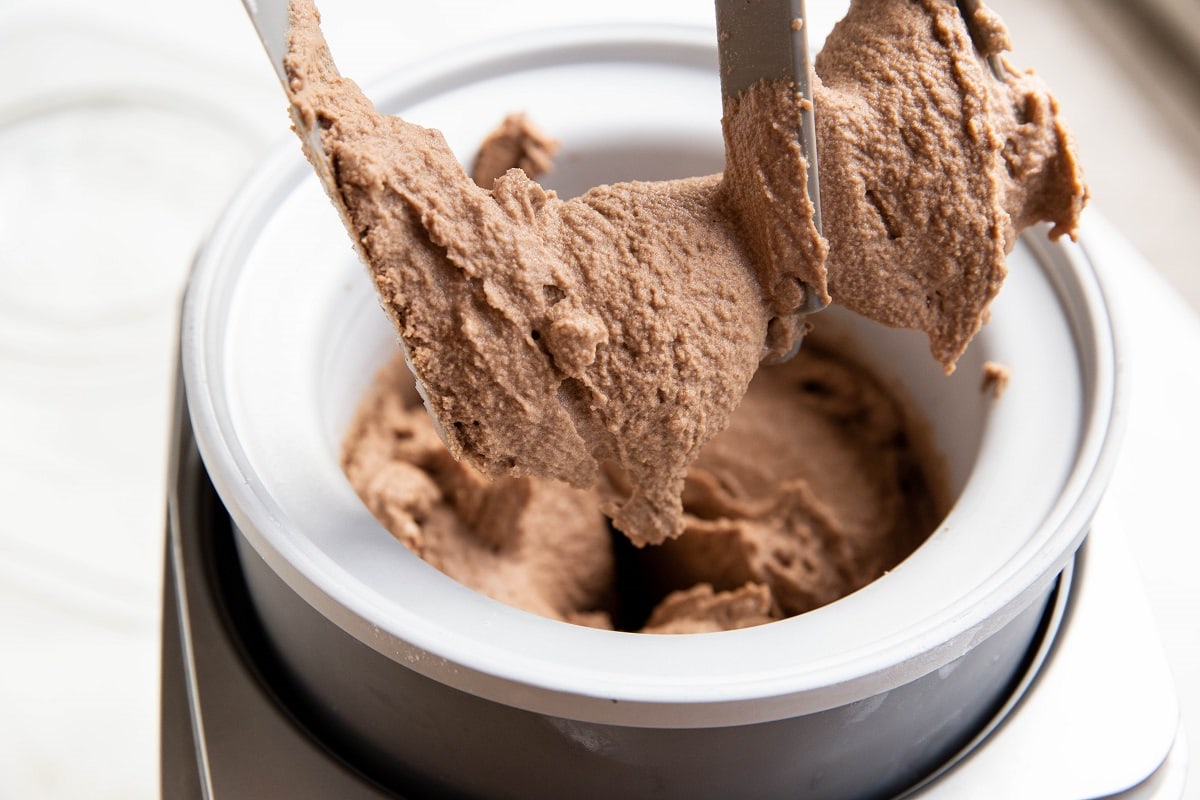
[0,2,1196,798]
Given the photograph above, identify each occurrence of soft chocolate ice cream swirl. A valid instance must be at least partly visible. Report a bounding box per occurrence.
[287,0,1084,546]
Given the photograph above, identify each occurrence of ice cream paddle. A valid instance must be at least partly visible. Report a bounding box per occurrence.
[714,0,827,355]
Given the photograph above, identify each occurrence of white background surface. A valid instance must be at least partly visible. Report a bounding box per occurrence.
[0,1,1197,798]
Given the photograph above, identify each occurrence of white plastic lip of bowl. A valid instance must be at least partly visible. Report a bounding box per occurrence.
[182,25,1123,728]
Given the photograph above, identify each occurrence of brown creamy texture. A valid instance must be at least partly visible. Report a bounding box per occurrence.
[343,336,945,632]
[815,0,1085,367]
[341,355,616,626]
[286,0,1084,546]
[470,113,559,189]
[981,360,1011,398]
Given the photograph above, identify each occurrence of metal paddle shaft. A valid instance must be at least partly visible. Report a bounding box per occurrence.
[242,0,292,85]
[715,0,822,240]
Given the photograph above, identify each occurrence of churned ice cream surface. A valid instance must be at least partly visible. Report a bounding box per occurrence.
[289,6,781,545]
[816,0,1085,367]
[281,0,1086,628]
[340,351,617,626]
[344,333,946,632]
[469,112,559,189]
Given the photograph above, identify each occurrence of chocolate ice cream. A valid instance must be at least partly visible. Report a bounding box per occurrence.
[284,0,1083,548]
[470,112,559,189]
[816,0,1085,367]
[340,354,616,625]
[343,332,945,632]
